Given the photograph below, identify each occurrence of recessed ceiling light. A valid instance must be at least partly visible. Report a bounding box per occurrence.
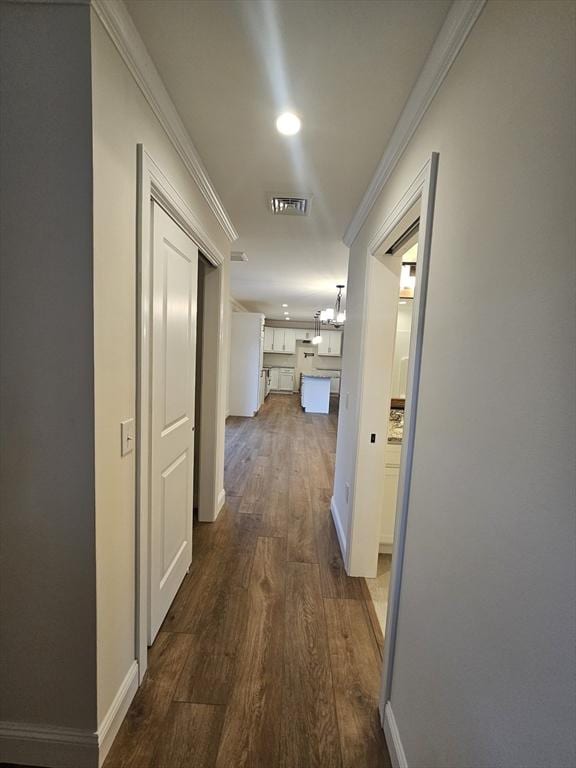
[283,311,289,315]
[282,303,288,307]
[276,112,301,136]
[399,300,407,305]
[286,317,291,321]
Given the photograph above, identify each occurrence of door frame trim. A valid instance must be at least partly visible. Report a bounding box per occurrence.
[368,153,438,718]
[136,145,225,682]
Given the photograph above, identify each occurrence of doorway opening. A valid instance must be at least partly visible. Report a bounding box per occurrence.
[364,226,419,642]
[135,145,227,682]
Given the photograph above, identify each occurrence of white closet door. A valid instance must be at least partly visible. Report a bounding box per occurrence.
[149,202,198,643]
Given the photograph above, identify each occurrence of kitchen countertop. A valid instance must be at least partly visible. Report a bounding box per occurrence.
[302,372,332,379]
[388,408,404,443]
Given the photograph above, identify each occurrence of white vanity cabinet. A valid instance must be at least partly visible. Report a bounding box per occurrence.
[317,330,342,356]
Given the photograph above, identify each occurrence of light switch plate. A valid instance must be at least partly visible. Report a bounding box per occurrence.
[121,418,135,456]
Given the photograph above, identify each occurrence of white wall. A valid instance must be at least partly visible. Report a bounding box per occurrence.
[334,2,576,766]
[91,11,231,726]
[0,0,98,745]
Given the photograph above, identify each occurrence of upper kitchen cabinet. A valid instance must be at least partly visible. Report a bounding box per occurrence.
[264,327,296,353]
[294,328,313,341]
[263,326,275,353]
[318,330,342,356]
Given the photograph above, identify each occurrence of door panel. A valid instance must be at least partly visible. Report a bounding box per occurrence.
[149,202,198,643]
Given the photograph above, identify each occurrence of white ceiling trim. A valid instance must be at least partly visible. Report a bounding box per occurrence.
[91,0,239,243]
[230,296,249,313]
[343,0,486,248]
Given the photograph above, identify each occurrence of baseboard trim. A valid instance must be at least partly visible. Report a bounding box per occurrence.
[217,488,226,514]
[330,496,347,562]
[383,701,408,768]
[97,660,138,766]
[0,720,98,768]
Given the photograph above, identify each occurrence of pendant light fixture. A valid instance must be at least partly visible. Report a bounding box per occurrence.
[312,311,322,345]
[315,285,346,331]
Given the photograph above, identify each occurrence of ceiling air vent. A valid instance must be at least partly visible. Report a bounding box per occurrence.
[269,193,311,216]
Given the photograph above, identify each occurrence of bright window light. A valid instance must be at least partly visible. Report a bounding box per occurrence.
[325,308,334,321]
[282,303,288,307]
[400,264,416,291]
[276,112,301,136]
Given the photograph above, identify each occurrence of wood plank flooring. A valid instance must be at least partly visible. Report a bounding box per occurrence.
[104,394,390,768]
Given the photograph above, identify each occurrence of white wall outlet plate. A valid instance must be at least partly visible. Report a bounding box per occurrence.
[121,418,135,456]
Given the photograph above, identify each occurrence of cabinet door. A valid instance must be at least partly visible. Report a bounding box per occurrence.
[330,331,342,356]
[380,465,399,545]
[269,368,279,389]
[283,329,296,353]
[263,326,274,353]
[271,328,283,352]
[317,333,331,355]
[279,371,293,391]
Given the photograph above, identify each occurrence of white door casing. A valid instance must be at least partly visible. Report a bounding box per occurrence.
[148,202,198,643]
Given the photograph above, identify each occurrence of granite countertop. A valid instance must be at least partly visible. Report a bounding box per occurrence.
[388,408,404,443]
[302,372,332,379]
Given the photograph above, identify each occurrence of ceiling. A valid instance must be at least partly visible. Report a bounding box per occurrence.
[125,0,451,320]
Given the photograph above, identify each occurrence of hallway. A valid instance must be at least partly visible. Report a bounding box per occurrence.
[104,394,390,768]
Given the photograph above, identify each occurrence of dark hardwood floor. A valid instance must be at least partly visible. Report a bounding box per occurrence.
[104,393,390,768]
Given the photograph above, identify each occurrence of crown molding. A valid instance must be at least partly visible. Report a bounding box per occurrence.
[91,0,239,243]
[230,296,249,313]
[343,0,486,247]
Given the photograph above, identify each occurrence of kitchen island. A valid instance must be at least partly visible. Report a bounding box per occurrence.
[301,373,331,414]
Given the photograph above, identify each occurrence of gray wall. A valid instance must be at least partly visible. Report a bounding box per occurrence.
[338,1,576,765]
[0,0,97,731]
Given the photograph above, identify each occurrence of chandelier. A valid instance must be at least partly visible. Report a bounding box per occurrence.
[312,284,346,345]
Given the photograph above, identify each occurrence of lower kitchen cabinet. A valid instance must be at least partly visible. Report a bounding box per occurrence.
[269,368,279,389]
[278,369,294,391]
[380,443,401,550]
[268,367,294,392]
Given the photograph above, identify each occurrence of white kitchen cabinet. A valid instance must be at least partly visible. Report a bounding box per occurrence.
[294,328,313,341]
[263,327,297,353]
[284,329,296,352]
[278,369,294,391]
[263,326,275,353]
[318,330,342,356]
[380,443,401,549]
[269,368,279,389]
